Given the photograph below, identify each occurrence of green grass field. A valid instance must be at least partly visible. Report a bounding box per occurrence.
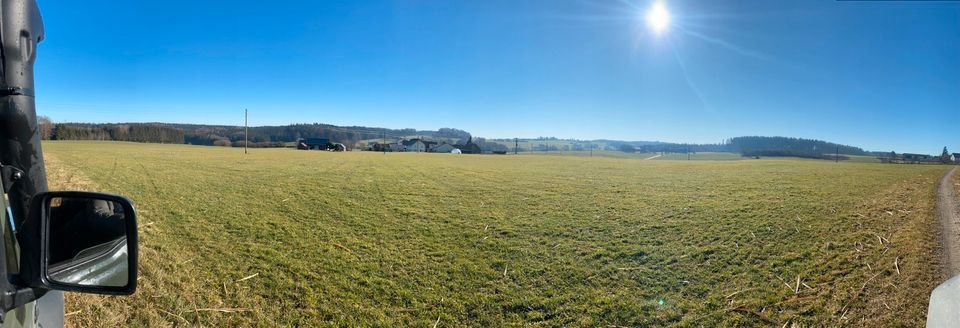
[514,151,740,160]
[43,141,949,327]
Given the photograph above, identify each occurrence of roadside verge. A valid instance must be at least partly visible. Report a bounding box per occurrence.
[936,166,960,278]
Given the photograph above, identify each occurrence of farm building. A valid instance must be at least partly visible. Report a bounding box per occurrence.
[297,138,330,150]
[423,140,438,151]
[431,143,456,153]
[881,152,956,164]
[902,153,931,161]
[369,142,400,152]
[401,139,427,152]
[455,137,482,154]
[364,138,484,154]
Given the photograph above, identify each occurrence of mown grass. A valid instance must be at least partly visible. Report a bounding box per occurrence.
[42,141,949,327]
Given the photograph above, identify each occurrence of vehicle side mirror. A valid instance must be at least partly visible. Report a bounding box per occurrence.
[927,275,960,328]
[19,192,137,295]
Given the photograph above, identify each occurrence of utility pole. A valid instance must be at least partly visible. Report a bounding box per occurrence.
[382,131,386,154]
[244,109,248,154]
[515,138,518,155]
[836,145,839,163]
[590,143,593,157]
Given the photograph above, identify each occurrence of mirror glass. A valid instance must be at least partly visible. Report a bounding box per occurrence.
[46,196,129,287]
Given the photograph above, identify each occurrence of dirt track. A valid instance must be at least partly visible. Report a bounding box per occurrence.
[936,166,960,278]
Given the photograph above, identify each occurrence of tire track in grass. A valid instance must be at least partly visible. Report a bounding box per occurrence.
[44,152,97,191]
[44,154,125,327]
[47,150,204,327]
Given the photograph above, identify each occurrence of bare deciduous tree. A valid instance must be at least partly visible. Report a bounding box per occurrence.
[37,115,53,140]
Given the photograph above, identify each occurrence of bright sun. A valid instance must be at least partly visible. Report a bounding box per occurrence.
[645,1,671,35]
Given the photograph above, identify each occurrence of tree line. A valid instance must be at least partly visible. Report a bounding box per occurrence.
[40,121,475,148]
[48,122,185,144]
[726,136,866,157]
[172,124,471,147]
[614,136,867,158]
[38,118,875,158]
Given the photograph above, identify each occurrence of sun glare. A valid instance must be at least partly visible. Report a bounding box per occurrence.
[645,1,671,35]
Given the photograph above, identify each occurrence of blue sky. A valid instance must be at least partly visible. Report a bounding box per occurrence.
[35,0,958,153]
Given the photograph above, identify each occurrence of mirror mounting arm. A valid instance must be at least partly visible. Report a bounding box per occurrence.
[0,287,44,322]
[0,164,25,194]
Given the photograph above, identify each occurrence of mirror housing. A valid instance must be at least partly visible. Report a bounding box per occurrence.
[927,275,960,328]
[19,191,138,295]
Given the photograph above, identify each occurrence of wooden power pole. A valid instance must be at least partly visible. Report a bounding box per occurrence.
[244,109,248,154]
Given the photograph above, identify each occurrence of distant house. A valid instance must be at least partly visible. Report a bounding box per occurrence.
[431,143,456,153]
[401,139,426,152]
[953,153,960,164]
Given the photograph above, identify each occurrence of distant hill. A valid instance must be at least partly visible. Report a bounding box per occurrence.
[487,136,874,158]
[48,122,882,156]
